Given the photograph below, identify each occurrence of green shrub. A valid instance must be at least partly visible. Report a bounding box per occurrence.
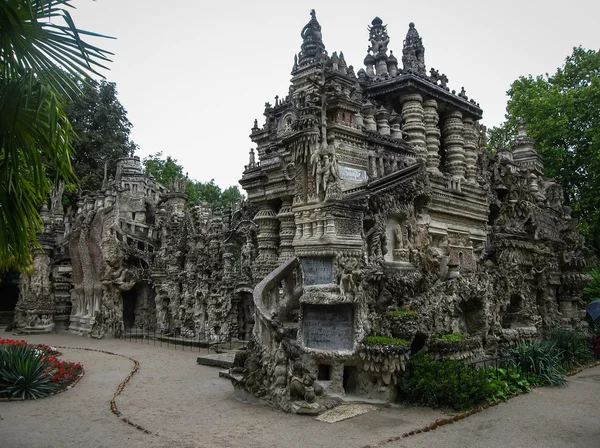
[435,332,467,342]
[397,352,489,410]
[387,307,418,318]
[548,329,595,368]
[502,340,566,386]
[485,368,532,401]
[363,336,410,346]
[0,343,60,399]
[583,268,600,303]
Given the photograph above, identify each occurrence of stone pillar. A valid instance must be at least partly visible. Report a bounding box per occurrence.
[254,203,280,279]
[443,110,466,179]
[463,117,477,183]
[423,99,441,174]
[376,107,390,136]
[401,94,426,163]
[277,198,295,262]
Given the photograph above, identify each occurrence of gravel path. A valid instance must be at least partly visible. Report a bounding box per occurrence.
[1,333,598,448]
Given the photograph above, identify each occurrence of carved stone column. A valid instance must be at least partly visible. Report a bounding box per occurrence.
[443,110,466,179]
[254,203,280,279]
[463,117,477,183]
[423,99,441,173]
[401,94,426,163]
[277,198,295,262]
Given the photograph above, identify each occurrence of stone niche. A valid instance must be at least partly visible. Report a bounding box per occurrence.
[384,214,410,264]
[301,303,354,351]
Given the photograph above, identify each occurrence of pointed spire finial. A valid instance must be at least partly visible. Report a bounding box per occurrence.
[402,22,426,75]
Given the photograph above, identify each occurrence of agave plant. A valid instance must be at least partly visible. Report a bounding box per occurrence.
[0,0,112,271]
[0,342,59,399]
[502,340,566,386]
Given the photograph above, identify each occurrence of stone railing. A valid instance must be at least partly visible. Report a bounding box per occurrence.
[252,257,303,351]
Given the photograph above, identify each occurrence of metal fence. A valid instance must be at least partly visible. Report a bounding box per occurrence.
[116,312,252,355]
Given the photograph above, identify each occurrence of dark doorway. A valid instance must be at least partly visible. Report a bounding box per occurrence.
[343,366,359,395]
[122,287,137,330]
[0,271,20,327]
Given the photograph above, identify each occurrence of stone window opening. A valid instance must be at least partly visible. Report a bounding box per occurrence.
[458,252,464,268]
[318,364,331,381]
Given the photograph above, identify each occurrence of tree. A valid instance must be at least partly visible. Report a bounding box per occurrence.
[143,152,184,185]
[0,0,112,271]
[142,152,244,209]
[65,79,137,195]
[488,47,600,250]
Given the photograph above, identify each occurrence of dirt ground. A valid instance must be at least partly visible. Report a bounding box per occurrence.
[0,333,598,448]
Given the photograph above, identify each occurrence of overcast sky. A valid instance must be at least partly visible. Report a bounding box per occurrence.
[69,0,599,189]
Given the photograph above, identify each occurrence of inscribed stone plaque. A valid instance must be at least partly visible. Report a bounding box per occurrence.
[301,257,334,285]
[303,304,354,350]
[339,165,368,182]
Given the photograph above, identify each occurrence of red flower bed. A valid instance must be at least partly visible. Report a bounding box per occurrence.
[0,338,83,399]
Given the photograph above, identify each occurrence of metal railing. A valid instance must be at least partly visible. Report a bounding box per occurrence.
[114,313,251,354]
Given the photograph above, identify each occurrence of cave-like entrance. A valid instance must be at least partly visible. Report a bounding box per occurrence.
[0,271,20,329]
[122,281,156,331]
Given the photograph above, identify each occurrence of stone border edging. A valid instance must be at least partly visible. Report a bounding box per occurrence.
[54,346,156,436]
[363,359,600,448]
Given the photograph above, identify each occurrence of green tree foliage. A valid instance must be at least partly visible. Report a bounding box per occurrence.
[142,152,243,209]
[65,79,137,195]
[0,0,112,271]
[488,47,600,248]
[142,152,183,185]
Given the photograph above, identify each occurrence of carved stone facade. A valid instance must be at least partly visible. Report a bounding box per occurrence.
[11,10,591,415]
[13,157,258,342]
[231,11,591,413]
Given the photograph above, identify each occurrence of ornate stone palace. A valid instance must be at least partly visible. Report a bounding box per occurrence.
[12,10,590,411]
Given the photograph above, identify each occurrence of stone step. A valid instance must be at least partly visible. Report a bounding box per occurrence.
[196,352,236,368]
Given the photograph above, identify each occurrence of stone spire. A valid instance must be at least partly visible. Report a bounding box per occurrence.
[297,9,327,65]
[402,22,426,76]
[512,121,544,175]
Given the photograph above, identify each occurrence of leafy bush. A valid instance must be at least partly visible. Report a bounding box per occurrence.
[363,336,410,346]
[583,268,600,303]
[485,368,532,401]
[387,307,418,318]
[397,352,489,410]
[435,332,467,342]
[502,340,566,386]
[0,343,59,399]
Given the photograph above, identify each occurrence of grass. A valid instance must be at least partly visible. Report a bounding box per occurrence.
[435,332,467,342]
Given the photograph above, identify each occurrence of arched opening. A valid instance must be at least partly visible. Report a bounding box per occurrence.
[502,294,524,329]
